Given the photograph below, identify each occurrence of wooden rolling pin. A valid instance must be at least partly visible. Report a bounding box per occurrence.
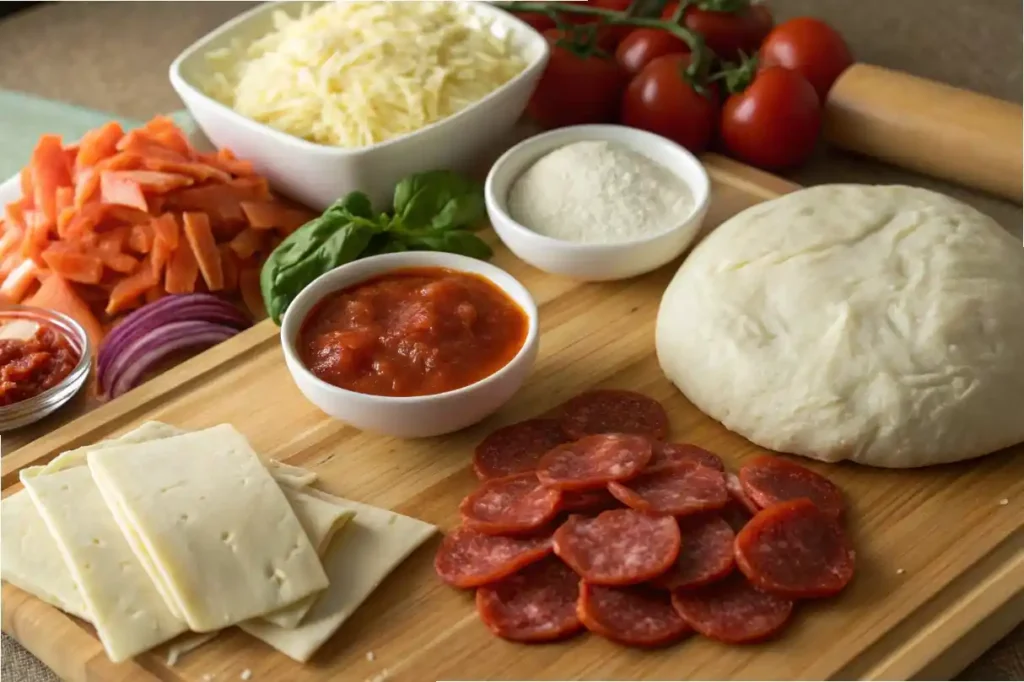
[823,63,1024,203]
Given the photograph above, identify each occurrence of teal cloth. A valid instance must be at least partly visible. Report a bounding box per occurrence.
[0,89,193,179]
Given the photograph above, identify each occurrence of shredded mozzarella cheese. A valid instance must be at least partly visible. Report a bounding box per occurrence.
[200,2,527,148]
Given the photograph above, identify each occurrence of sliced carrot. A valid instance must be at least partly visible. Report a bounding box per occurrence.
[239,267,266,320]
[166,177,271,223]
[19,168,34,208]
[228,228,264,260]
[0,224,24,260]
[105,205,153,226]
[101,170,194,194]
[142,116,193,158]
[145,287,168,304]
[55,186,74,213]
[41,248,104,285]
[199,148,257,177]
[183,212,224,291]
[106,256,159,315]
[95,225,131,254]
[95,152,146,172]
[143,158,231,183]
[76,121,124,170]
[73,167,101,209]
[4,201,28,232]
[30,134,73,224]
[0,259,40,303]
[21,211,52,267]
[128,224,154,254]
[27,274,104,349]
[150,212,180,249]
[100,171,149,212]
[219,245,240,291]
[165,240,199,294]
[100,251,139,274]
[0,253,21,280]
[240,201,313,233]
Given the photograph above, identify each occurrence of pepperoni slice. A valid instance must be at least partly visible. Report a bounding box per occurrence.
[735,498,855,599]
[553,509,680,585]
[537,434,652,491]
[578,582,692,647]
[476,557,584,643]
[607,461,728,517]
[649,442,725,472]
[650,515,735,590]
[460,473,562,535]
[559,389,669,441]
[560,489,621,514]
[670,575,794,644]
[739,455,846,520]
[726,472,760,516]
[473,419,570,480]
[435,526,553,589]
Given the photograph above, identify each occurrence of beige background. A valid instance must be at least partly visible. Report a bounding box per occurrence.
[0,1,1021,680]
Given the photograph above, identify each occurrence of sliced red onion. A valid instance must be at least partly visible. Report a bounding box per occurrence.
[105,321,241,399]
[98,294,250,387]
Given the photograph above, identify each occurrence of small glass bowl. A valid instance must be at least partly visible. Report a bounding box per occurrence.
[0,305,91,432]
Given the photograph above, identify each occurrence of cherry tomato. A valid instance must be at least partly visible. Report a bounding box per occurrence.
[514,12,557,34]
[759,17,854,101]
[528,29,630,129]
[620,53,720,153]
[720,66,821,169]
[661,1,774,61]
[615,28,689,75]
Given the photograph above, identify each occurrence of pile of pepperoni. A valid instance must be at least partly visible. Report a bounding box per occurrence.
[434,389,856,647]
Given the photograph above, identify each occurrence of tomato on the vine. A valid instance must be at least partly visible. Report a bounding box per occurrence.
[620,53,720,153]
[514,12,557,34]
[661,1,774,61]
[527,29,630,129]
[720,65,821,170]
[559,0,633,46]
[759,17,854,101]
[615,28,689,75]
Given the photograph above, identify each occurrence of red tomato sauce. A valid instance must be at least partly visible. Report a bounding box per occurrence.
[0,325,81,407]
[299,267,529,397]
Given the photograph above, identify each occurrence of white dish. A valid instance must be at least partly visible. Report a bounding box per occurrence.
[484,125,711,281]
[279,252,540,439]
[169,0,550,212]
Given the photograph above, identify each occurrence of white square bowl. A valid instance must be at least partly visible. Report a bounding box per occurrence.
[169,0,550,212]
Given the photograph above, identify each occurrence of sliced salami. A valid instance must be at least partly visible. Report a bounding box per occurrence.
[473,419,570,480]
[435,526,553,589]
[578,582,692,647]
[670,575,794,644]
[460,473,562,535]
[537,434,653,491]
[553,509,680,585]
[649,442,725,473]
[607,460,728,517]
[476,556,584,643]
[726,472,760,516]
[739,455,846,520]
[559,389,669,441]
[650,515,735,590]
[560,488,621,514]
[734,497,855,599]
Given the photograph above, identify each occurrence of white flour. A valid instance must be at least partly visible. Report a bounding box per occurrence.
[506,140,693,245]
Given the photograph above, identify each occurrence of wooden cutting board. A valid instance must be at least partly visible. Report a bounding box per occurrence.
[2,155,1021,682]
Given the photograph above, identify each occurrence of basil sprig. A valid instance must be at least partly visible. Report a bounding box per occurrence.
[261,170,492,325]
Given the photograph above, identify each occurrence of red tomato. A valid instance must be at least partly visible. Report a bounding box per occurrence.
[759,17,854,101]
[720,66,821,170]
[661,1,774,61]
[615,29,689,75]
[620,53,720,153]
[528,29,630,129]
[514,11,557,34]
[561,0,634,47]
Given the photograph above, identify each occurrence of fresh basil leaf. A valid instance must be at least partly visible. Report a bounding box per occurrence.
[262,220,374,325]
[333,191,375,220]
[407,230,493,260]
[393,170,485,232]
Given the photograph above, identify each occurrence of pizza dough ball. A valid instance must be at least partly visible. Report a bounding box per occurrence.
[656,184,1024,468]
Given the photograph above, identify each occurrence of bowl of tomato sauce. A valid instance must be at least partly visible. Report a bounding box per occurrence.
[280,252,540,438]
[0,305,91,432]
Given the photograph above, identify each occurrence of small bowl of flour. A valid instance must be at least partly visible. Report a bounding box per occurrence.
[485,125,710,281]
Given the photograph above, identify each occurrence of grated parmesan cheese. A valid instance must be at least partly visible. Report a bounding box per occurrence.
[201,2,527,148]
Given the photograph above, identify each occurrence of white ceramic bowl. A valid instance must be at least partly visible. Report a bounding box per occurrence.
[170,1,550,212]
[484,125,711,281]
[280,252,539,439]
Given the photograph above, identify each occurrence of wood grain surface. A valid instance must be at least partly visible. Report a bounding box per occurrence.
[2,156,1021,682]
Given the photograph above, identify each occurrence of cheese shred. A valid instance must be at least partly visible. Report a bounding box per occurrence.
[201,2,527,148]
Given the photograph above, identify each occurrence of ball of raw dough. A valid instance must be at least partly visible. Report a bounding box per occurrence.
[656,184,1024,468]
